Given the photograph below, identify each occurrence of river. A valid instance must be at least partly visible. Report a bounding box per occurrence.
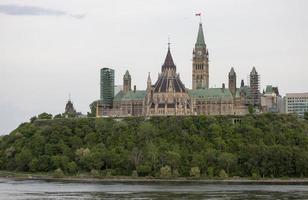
[1,178,308,199]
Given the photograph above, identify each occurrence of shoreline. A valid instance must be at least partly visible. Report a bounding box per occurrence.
[1,172,308,185]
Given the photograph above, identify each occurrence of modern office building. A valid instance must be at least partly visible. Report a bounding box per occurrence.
[100,68,115,107]
[286,93,308,117]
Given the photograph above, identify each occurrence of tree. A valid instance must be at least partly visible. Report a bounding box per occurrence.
[160,165,172,178]
[219,169,228,179]
[38,112,53,120]
[248,104,255,115]
[67,161,78,174]
[54,114,63,119]
[304,112,308,120]
[217,152,237,175]
[53,168,64,178]
[88,100,99,117]
[190,167,201,178]
[1,114,308,178]
[15,148,32,171]
[137,164,152,176]
[30,116,37,123]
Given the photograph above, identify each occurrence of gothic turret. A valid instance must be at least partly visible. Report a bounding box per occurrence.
[65,96,76,116]
[147,72,152,91]
[192,22,209,89]
[228,67,237,96]
[123,70,131,93]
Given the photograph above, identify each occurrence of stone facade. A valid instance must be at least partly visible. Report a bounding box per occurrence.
[192,23,209,90]
[96,22,264,117]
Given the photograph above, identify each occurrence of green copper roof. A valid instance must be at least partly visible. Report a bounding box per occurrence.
[122,90,147,101]
[113,91,125,101]
[236,86,252,98]
[196,23,206,48]
[265,85,273,94]
[188,88,233,99]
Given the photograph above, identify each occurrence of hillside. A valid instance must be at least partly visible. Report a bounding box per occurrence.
[0,114,308,179]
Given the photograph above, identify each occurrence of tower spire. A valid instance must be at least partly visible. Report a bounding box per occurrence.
[196,23,206,48]
[168,36,171,50]
[192,15,209,90]
[161,44,176,72]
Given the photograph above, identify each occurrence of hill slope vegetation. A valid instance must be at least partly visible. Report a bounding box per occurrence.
[0,114,308,178]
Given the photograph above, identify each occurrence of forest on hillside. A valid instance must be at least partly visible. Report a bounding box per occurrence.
[0,113,308,179]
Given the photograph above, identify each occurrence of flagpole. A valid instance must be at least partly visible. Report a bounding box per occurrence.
[195,12,202,23]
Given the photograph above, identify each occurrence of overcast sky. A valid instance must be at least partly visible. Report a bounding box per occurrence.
[0,0,308,135]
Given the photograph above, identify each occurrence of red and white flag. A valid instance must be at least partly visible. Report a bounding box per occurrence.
[195,13,201,16]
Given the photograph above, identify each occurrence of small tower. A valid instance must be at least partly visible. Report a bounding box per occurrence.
[240,79,245,88]
[192,22,209,89]
[123,70,131,93]
[65,95,76,116]
[249,67,261,107]
[147,72,152,91]
[228,67,237,96]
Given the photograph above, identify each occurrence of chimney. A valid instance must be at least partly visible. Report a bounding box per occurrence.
[134,85,136,93]
[241,79,244,88]
[222,83,225,92]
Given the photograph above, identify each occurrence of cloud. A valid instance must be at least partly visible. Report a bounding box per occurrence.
[0,4,85,19]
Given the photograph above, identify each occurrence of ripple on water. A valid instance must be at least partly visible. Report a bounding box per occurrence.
[1,179,308,200]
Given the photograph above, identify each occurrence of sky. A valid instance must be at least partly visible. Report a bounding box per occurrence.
[0,0,308,135]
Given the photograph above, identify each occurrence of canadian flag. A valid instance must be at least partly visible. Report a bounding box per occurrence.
[195,13,201,16]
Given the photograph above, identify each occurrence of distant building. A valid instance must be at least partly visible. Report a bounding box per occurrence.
[261,85,283,113]
[64,97,84,118]
[65,99,76,115]
[286,93,308,117]
[249,67,261,108]
[100,68,115,107]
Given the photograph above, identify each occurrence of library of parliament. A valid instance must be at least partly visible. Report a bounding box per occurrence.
[97,21,261,117]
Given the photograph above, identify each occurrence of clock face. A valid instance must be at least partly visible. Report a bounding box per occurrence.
[197,50,202,56]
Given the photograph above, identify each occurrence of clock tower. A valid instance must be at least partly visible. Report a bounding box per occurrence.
[192,22,209,89]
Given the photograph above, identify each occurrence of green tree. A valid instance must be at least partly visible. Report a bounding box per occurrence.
[54,114,63,119]
[38,112,53,120]
[219,169,228,179]
[67,161,78,174]
[304,112,308,120]
[160,165,172,178]
[53,168,64,178]
[248,104,255,115]
[190,167,201,178]
[217,152,237,175]
[88,100,99,117]
[15,148,32,171]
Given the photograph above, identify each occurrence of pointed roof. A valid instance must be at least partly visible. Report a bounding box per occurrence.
[250,67,258,76]
[229,67,236,76]
[147,72,151,82]
[124,70,131,78]
[195,23,206,48]
[161,46,176,72]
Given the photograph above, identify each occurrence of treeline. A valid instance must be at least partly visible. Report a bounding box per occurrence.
[0,113,308,179]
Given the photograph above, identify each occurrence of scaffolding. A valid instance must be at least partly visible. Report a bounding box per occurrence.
[248,72,261,108]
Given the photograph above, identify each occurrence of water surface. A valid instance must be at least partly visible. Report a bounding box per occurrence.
[1,178,308,199]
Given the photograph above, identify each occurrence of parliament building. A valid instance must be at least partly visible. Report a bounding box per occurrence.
[97,22,262,117]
